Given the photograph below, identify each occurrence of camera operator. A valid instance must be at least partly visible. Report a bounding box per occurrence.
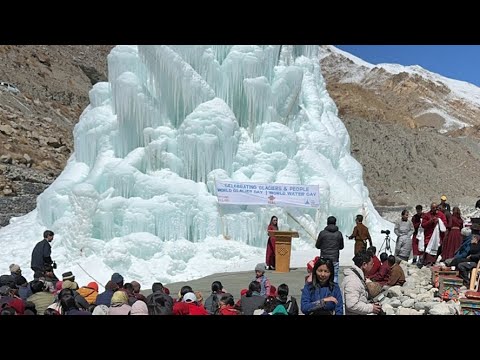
[31,230,57,280]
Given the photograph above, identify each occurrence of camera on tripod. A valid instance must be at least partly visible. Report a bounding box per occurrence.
[381,229,390,235]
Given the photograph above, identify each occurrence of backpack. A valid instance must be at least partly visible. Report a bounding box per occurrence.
[147,292,173,315]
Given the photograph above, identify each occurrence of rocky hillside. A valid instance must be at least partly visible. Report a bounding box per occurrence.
[0,45,113,226]
[319,45,480,211]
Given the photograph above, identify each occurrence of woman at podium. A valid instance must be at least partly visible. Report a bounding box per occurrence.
[266,216,278,270]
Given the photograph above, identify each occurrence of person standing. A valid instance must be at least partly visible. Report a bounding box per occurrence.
[31,230,56,279]
[394,210,414,262]
[440,195,451,213]
[411,205,423,264]
[442,206,464,260]
[348,215,372,255]
[266,216,278,270]
[421,203,447,266]
[315,216,344,283]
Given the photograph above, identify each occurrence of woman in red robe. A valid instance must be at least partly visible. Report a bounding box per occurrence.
[266,216,278,270]
[441,206,463,260]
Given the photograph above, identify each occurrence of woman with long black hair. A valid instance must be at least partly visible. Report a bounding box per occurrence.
[266,216,278,270]
[300,257,343,315]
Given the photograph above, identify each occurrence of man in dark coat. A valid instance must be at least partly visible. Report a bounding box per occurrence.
[315,216,344,284]
[31,230,55,279]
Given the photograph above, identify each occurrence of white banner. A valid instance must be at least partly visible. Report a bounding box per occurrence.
[215,180,320,208]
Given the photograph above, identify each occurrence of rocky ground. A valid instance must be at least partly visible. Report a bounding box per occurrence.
[374,261,466,315]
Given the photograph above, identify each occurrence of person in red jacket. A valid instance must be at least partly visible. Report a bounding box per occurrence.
[182,292,209,315]
[217,294,240,315]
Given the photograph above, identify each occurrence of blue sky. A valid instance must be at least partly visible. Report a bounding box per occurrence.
[335,45,480,87]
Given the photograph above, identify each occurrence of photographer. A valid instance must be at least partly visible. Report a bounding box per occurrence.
[31,230,57,279]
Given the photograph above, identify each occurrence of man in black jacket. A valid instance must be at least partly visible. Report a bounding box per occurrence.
[31,230,56,279]
[315,216,344,284]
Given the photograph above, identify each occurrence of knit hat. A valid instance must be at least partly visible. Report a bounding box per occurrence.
[240,288,248,297]
[62,280,79,290]
[182,292,197,303]
[130,300,148,315]
[87,282,99,292]
[9,264,21,274]
[255,263,266,273]
[62,271,75,281]
[111,272,124,284]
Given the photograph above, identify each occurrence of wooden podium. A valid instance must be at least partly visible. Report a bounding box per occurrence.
[272,231,299,273]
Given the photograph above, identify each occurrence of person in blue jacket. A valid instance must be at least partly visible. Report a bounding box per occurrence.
[301,257,343,315]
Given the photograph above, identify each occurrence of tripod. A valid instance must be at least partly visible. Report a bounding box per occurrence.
[379,233,395,254]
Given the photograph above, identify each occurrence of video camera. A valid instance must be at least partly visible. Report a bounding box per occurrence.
[381,229,390,235]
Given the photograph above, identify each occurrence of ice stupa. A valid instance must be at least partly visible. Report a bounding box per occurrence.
[0,45,392,287]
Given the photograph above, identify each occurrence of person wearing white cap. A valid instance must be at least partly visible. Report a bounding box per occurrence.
[182,292,209,315]
[440,195,450,213]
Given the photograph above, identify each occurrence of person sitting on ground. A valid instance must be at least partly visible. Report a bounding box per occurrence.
[109,291,132,315]
[27,280,54,315]
[146,282,173,315]
[366,246,381,278]
[16,275,31,301]
[95,280,119,306]
[253,263,271,297]
[182,292,209,315]
[130,300,148,315]
[386,255,406,287]
[130,280,147,302]
[9,264,22,283]
[217,293,240,315]
[238,281,266,315]
[111,273,125,290]
[450,234,480,286]
[368,252,390,285]
[62,279,89,310]
[444,228,472,266]
[276,283,299,315]
[77,282,99,305]
[123,283,137,306]
[204,281,227,315]
[173,285,194,315]
[61,294,91,315]
[301,257,343,315]
[341,250,383,315]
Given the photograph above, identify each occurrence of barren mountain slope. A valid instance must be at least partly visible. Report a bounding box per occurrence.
[320,46,480,210]
[0,45,114,226]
